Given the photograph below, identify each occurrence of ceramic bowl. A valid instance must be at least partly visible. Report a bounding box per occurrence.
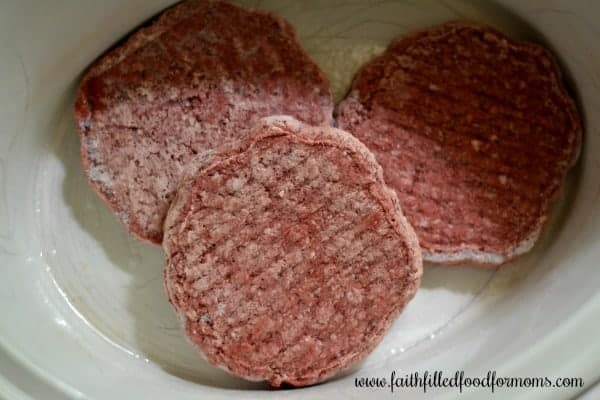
[0,1,598,399]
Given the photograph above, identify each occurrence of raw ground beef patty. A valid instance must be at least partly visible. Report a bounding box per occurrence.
[336,21,582,266]
[163,116,422,386]
[74,0,333,244]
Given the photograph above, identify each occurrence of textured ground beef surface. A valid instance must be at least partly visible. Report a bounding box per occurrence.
[75,0,333,243]
[163,116,422,386]
[336,21,581,266]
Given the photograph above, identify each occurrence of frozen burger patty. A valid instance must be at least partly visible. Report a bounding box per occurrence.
[163,116,422,386]
[74,0,333,244]
[336,21,582,266]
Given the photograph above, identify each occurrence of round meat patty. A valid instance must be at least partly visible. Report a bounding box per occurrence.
[336,21,582,267]
[74,0,333,244]
[163,116,422,387]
